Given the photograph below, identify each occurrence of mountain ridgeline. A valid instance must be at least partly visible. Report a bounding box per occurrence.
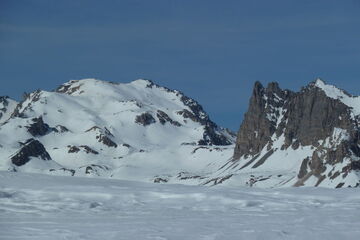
[0,78,359,188]
[225,79,360,187]
[0,79,235,183]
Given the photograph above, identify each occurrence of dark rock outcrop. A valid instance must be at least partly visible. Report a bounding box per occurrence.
[68,145,80,153]
[97,134,117,148]
[85,126,101,132]
[26,117,51,137]
[67,145,99,154]
[177,108,233,146]
[153,177,168,183]
[0,96,11,120]
[55,80,83,95]
[80,145,99,154]
[0,97,8,121]
[11,90,42,118]
[0,96,10,108]
[80,164,110,175]
[85,126,117,147]
[179,95,209,125]
[135,112,156,126]
[11,139,51,166]
[157,110,181,126]
[198,125,232,146]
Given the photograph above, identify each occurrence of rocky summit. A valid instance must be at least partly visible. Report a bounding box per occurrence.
[211,79,360,188]
[0,78,359,188]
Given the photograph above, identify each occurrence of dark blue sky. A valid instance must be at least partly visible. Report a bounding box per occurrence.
[1,0,360,130]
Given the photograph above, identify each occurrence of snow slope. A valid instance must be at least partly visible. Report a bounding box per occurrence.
[0,78,234,184]
[1,171,359,240]
[314,79,360,115]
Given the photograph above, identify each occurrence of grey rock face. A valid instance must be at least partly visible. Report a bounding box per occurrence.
[67,145,99,154]
[68,145,80,153]
[79,145,99,154]
[198,125,232,146]
[234,81,292,159]
[282,86,353,148]
[157,110,181,127]
[11,139,51,166]
[135,112,156,126]
[233,80,360,187]
[26,117,51,137]
[177,108,233,145]
[97,134,117,148]
[55,80,83,94]
[0,96,9,107]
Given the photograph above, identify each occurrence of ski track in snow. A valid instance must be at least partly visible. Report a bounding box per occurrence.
[0,172,359,240]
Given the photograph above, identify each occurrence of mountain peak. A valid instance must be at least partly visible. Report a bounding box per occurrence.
[229,79,360,188]
[314,78,326,86]
[130,79,154,88]
[0,77,234,182]
[56,78,158,96]
[309,78,349,98]
[307,78,360,115]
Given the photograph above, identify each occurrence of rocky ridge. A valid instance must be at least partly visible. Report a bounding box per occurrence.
[210,79,360,187]
[0,96,18,124]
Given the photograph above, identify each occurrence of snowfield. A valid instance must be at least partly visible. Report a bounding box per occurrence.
[1,171,359,240]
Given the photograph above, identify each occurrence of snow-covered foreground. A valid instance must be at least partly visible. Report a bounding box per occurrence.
[1,172,359,240]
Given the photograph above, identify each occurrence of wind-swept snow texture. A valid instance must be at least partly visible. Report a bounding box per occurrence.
[1,171,359,240]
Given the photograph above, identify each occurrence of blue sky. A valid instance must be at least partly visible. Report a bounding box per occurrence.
[1,0,360,130]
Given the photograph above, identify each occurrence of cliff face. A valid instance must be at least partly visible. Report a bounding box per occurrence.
[233,81,292,159]
[228,79,360,187]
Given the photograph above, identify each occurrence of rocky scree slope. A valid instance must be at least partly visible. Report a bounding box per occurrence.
[0,79,235,183]
[210,79,360,188]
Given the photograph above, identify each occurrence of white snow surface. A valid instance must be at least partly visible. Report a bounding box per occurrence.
[314,78,360,115]
[1,171,359,240]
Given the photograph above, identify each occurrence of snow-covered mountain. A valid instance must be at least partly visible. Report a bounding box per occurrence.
[0,79,235,183]
[1,78,360,188]
[210,79,360,188]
